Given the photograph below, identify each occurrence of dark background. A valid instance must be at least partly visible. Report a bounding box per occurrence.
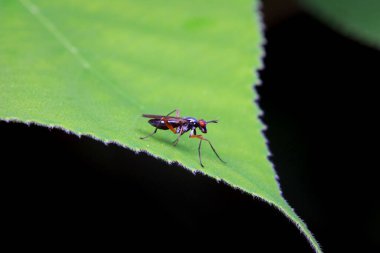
[1,1,379,252]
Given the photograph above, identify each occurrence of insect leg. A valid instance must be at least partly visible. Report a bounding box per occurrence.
[190,135,226,166]
[140,127,158,139]
[141,110,181,139]
[172,134,182,146]
[198,139,203,167]
[172,127,184,146]
[159,109,181,134]
[165,109,180,117]
[161,117,177,134]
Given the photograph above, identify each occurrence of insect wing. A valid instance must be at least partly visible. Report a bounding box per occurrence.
[142,114,186,123]
[142,114,165,119]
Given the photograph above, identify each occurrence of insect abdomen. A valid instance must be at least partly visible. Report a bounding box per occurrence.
[148,119,169,130]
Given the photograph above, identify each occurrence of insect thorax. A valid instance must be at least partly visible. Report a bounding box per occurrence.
[177,120,197,134]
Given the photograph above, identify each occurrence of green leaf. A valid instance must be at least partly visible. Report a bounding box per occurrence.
[0,0,321,252]
[299,0,380,48]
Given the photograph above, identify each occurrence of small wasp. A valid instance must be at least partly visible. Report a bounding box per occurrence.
[140,109,226,167]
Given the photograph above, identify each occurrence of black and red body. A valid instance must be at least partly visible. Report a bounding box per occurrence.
[146,116,208,135]
[140,109,224,167]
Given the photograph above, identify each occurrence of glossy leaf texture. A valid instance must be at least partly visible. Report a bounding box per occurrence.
[0,1,321,252]
[300,0,380,48]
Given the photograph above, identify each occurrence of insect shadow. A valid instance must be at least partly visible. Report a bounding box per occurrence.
[137,129,193,152]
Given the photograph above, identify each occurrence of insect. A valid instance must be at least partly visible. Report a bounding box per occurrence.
[140,109,226,167]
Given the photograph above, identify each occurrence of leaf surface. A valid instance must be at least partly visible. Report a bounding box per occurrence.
[300,0,380,48]
[0,1,321,252]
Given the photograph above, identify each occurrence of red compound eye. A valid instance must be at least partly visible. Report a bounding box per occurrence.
[199,120,206,127]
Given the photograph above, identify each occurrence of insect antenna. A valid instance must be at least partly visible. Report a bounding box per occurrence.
[206,120,218,124]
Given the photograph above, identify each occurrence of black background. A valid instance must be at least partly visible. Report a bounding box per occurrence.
[1,2,379,252]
